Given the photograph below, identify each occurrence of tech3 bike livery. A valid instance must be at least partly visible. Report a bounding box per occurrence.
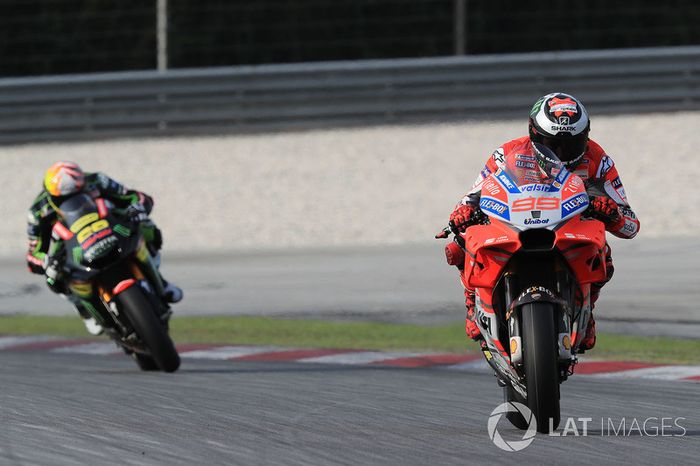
[51,193,180,372]
[438,146,614,432]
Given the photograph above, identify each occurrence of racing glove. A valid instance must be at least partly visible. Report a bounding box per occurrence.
[26,239,45,274]
[26,253,44,274]
[588,196,624,230]
[125,203,148,223]
[44,257,65,294]
[449,204,476,233]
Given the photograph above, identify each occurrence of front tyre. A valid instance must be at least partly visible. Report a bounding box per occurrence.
[118,286,180,373]
[503,385,529,430]
[133,353,160,371]
[522,302,560,432]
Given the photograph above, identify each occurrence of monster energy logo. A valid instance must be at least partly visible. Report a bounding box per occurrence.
[530,97,545,117]
[113,224,131,237]
[72,247,83,264]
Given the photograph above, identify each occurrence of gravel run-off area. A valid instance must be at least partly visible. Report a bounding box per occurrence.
[2,111,698,258]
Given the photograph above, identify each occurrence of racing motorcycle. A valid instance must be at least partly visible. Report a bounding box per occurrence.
[50,193,180,372]
[437,144,613,432]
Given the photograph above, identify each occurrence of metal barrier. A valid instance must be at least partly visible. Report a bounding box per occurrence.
[1,46,699,144]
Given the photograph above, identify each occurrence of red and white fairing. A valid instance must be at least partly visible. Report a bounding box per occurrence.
[478,166,589,230]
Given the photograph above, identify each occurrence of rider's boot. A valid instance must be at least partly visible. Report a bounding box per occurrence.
[579,244,615,351]
[60,289,104,336]
[162,278,183,303]
[73,300,104,336]
[465,287,482,341]
[149,250,183,304]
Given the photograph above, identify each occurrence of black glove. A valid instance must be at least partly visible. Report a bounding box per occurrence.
[125,204,148,223]
[44,258,66,294]
[26,256,44,275]
[152,226,163,251]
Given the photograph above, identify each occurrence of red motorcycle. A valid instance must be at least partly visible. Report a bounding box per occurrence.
[437,144,610,432]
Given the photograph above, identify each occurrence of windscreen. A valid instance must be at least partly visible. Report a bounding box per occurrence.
[501,143,566,188]
[57,193,98,227]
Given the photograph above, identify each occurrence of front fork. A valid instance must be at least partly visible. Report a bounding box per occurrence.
[134,238,165,296]
[68,239,165,329]
[504,274,575,378]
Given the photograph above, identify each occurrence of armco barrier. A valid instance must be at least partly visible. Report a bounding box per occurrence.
[0,45,699,144]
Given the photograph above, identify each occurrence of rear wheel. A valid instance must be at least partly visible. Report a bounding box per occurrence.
[118,286,180,373]
[522,302,560,433]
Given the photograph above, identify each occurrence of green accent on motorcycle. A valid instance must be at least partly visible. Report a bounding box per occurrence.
[113,224,131,237]
[140,224,155,243]
[72,247,83,264]
[80,301,106,325]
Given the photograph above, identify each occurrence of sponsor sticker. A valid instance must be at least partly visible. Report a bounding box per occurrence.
[516,160,536,169]
[482,179,501,196]
[561,193,589,217]
[597,155,614,177]
[496,171,521,194]
[521,184,554,193]
[548,97,578,117]
[480,198,510,220]
[524,218,550,225]
[554,167,570,186]
[550,125,577,132]
[492,148,505,166]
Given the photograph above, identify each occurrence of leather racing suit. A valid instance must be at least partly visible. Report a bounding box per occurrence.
[26,172,166,323]
[455,136,640,347]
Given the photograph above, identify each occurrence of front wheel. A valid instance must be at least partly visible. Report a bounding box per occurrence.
[522,302,560,433]
[133,353,160,371]
[118,286,180,373]
[503,385,529,430]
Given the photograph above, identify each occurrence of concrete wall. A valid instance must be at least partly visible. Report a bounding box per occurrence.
[3,111,698,258]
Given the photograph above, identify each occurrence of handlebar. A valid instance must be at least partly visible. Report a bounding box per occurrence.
[435,207,488,240]
[435,226,452,239]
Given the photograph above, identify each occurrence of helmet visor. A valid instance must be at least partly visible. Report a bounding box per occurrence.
[541,134,587,162]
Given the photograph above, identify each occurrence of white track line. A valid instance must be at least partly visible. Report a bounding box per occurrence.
[52,342,122,355]
[298,351,426,365]
[0,335,60,349]
[446,359,489,371]
[591,365,700,380]
[179,346,285,360]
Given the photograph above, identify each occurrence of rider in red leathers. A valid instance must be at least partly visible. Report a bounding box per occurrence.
[448,93,640,350]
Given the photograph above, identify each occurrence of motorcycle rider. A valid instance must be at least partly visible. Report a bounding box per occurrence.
[448,92,640,350]
[26,161,183,335]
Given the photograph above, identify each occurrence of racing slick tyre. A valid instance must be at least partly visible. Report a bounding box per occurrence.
[504,385,529,430]
[133,353,160,371]
[118,286,180,373]
[522,302,560,432]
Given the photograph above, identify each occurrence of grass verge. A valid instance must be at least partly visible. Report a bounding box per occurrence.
[1,315,698,365]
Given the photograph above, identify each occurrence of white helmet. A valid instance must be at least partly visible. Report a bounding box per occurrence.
[528,92,590,167]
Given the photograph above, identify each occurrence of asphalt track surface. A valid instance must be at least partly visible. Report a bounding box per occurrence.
[1,236,699,464]
[2,236,699,337]
[1,350,699,465]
